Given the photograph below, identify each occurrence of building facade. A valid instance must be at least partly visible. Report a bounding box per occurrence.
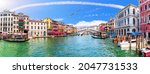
[0,11,29,34]
[108,18,115,32]
[115,4,140,36]
[49,20,59,35]
[65,25,77,34]
[99,23,107,32]
[107,18,116,37]
[58,22,65,34]
[48,20,77,35]
[43,18,53,35]
[28,20,47,37]
[139,0,150,39]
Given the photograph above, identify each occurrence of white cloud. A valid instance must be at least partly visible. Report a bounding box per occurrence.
[0,0,15,11]
[74,20,107,28]
[10,1,124,11]
[54,18,64,21]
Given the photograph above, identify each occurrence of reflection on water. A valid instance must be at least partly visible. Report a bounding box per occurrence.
[0,36,115,57]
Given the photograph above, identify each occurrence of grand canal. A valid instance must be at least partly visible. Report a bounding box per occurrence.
[0,35,137,57]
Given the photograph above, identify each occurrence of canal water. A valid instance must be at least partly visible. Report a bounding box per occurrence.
[0,35,136,57]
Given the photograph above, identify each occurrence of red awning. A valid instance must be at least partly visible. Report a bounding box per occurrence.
[48,32,65,35]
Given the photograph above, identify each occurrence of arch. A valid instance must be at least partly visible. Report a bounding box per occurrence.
[133,18,136,26]
[121,29,123,35]
[124,29,126,35]
[119,29,121,35]
[132,29,136,32]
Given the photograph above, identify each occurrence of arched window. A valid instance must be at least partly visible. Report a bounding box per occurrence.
[132,29,136,32]
[122,29,123,35]
[133,18,136,26]
[119,30,120,35]
[127,28,130,31]
[124,29,126,35]
[133,9,135,14]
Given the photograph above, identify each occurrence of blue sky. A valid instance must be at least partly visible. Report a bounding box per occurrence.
[0,0,138,27]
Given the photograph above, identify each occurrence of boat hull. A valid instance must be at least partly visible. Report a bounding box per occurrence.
[4,39,30,42]
[140,48,150,57]
[118,42,136,50]
[92,35,106,39]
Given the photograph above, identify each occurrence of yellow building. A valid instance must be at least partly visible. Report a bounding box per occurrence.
[43,18,53,35]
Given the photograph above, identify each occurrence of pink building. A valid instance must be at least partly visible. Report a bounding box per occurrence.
[99,23,106,32]
[139,0,150,39]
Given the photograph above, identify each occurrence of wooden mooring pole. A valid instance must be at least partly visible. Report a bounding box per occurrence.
[128,35,132,55]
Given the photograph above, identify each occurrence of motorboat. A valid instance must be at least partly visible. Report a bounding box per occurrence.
[140,48,150,57]
[118,39,136,50]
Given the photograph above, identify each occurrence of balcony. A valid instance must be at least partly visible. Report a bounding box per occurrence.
[18,22,25,25]
[18,26,25,29]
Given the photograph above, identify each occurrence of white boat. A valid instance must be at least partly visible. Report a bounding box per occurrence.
[118,39,136,50]
[28,37,33,39]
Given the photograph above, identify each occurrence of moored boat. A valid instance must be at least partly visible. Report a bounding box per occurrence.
[4,33,29,42]
[140,48,150,57]
[92,32,107,39]
[91,35,101,39]
[4,38,29,42]
[118,39,136,50]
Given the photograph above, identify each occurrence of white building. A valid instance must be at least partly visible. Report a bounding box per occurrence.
[0,11,29,34]
[28,20,47,37]
[115,4,140,36]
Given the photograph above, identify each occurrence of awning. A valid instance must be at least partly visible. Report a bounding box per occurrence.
[127,32,142,36]
[48,32,65,35]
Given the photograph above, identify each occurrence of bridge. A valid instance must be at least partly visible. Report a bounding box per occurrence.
[77,28,99,36]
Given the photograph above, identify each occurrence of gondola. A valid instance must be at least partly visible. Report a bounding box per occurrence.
[91,35,101,39]
[91,35,107,39]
